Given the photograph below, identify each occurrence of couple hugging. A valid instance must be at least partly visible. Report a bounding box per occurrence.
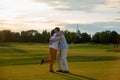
[41,27,69,73]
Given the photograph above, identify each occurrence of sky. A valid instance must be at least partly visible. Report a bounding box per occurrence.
[0,0,120,34]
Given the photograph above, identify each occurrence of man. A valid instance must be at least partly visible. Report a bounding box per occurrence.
[54,27,69,73]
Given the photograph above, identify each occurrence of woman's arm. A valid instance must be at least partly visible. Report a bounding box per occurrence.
[50,32,63,42]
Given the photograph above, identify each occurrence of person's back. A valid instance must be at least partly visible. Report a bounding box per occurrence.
[58,33,68,50]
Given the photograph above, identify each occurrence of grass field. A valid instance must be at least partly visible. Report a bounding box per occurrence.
[0,43,120,80]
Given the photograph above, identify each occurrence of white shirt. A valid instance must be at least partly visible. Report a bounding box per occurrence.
[49,33,59,50]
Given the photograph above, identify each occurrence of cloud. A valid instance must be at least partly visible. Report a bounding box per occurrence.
[0,20,120,34]
[0,0,119,34]
[34,0,120,17]
[36,0,106,12]
[114,18,120,21]
[0,20,6,24]
[63,21,120,34]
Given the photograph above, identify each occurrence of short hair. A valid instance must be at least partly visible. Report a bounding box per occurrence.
[55,27,60,31]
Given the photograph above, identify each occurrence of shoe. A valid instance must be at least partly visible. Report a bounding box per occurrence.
[40,59,44,65]
[56,70,63,72]
[63,71,70,73]
[49,70,55,73]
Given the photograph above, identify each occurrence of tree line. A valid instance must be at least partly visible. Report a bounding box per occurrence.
[0,29,120,44]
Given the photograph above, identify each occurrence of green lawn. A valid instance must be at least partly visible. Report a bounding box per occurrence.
[0,43,120,80]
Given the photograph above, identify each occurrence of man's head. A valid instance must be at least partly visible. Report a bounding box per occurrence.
[55,27,60,32]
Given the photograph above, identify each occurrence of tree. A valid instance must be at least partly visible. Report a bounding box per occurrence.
[99,31,110,44]
[109,31,119,44]
[92,30,119,44]
[63,30,77,43]
[41,30,50,43]
[26,30,39,42]
[92,32,100,43]
[80,32,91,43]
[76,30,81,43]
[21,31,28,42]
[0,29,119,44]
[0,30,12,42]
[33,32,42,43]
[11,32,21,42]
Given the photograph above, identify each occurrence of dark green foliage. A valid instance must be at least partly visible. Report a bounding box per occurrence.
[0,29,119,44]
[92,30,119,44]
[0,30,12,42]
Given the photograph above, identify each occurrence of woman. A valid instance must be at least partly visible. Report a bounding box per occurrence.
[40,29,59,73]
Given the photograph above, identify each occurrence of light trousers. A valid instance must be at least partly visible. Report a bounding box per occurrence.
[57,49,69,71]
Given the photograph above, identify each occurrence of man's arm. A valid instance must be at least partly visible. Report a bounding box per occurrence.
[50,32,63,42]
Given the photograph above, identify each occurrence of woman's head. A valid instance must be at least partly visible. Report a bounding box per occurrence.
[50,29,55,37]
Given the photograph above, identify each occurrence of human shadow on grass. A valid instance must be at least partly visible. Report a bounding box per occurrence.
[55,72,97,80]
[0,45,50,66]
[68,56,120,62]
[0,55,49,66]
[106,49,120,52]
[0,45,28,54]
[10,46,49,57]
[1,55,120,66]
